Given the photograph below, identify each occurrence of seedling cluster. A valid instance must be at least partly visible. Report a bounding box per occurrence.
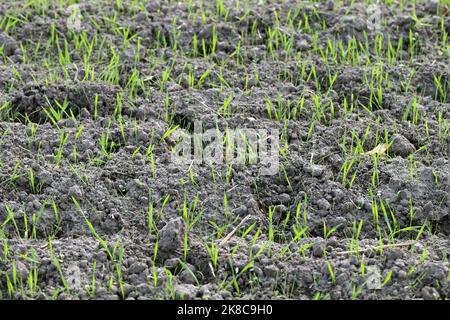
[0,0,449,300]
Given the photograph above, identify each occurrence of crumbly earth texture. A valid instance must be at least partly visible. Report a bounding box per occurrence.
[0,0,449,300]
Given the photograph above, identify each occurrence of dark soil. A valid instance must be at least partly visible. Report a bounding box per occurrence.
[0,0,449,300]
